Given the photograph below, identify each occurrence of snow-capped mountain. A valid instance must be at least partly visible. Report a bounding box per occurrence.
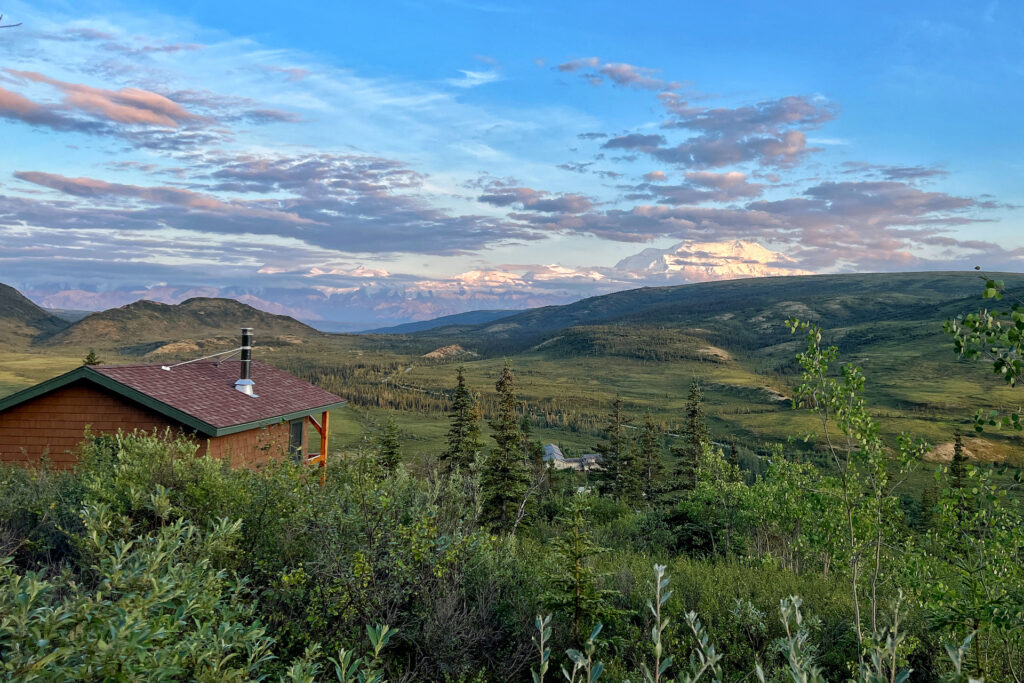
[614,240,810,281]
[22,241,810,327]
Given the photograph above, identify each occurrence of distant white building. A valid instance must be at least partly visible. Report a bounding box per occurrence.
[543,443,564,461]
[543,443,603,471]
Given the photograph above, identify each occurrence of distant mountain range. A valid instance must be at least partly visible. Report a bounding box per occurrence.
[614,240,813,281]
[16,239,813,326]
[3,271,1020,362]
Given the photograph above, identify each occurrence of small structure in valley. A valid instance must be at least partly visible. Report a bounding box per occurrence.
[0,329,345,474]
[543,443,603,471]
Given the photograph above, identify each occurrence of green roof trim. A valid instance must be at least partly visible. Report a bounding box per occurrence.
[0,367,346,437]
[211,401,347,437]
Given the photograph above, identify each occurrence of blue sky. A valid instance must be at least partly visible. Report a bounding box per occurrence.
[0,0,1021,323]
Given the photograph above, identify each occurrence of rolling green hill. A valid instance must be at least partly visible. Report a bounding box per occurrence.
[409,272,1018,356]
[360,308,517,334]
[40,296,325,356]
[0,283,70,346]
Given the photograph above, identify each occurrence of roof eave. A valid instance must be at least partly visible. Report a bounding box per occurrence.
[0,366,216,434]
[0,367,346,439]
[209,400,347,437]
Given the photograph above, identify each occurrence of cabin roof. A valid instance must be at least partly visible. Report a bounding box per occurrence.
[0,360,345,437]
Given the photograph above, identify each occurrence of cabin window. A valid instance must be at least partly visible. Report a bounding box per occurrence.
[289,419,304,461]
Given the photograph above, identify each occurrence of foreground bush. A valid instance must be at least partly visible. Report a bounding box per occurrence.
[1,426,1019,680]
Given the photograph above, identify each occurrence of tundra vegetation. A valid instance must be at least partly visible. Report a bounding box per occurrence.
[1,281,1022,682]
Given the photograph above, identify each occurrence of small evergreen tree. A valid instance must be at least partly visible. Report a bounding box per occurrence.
[479,361,530,533]
[918,479,938,531]
[543,494,615,645]
[83,349,102,366]
[596,396,643,503]
[672,379,711,491]
[635,414,665,503]
[441,367,484,473]
[376,417,401,473]
[950,429,968,491]
[521,414,546,471]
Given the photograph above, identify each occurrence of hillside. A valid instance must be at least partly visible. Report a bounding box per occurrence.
[361,308,517,334]
[0,283,70,346]
[409,272,1020,355]
[320,271,1023,467]
[40,296,324,355]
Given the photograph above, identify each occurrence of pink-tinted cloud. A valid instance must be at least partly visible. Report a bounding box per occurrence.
[557,57,679,91]
[591,94,836,169]
[262,66,311,82]
[15,171,316,225]
[477,182,595,213]
[0,84,98,131]
[5,69,199,127]
[684,171,764,197]
[4,151,539,255]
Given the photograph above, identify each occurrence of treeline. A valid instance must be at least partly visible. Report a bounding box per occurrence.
[277,355,645,439]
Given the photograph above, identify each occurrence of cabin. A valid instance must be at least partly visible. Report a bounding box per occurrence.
[0,329,345,474]
[542,443,603,471]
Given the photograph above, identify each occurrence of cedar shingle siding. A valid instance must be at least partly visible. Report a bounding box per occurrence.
[0,380,177,467]
[0,360,340,470]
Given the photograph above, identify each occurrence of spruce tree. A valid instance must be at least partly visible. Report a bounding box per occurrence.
[919,480,938,531]
[635,414,665,502]
[950,429,968,491]
[672,379,710,491]
[83,349,102,366]
[543,494,614,645]
[521,414,546,471]
[479,361,529,533]
[376,417,401,473]
[441,367,483,473]
[596,396,642,502]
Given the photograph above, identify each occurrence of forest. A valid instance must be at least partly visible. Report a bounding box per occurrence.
[1,279,1022,682]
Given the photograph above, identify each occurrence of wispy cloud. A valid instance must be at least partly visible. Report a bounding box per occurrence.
[446,69,502,88]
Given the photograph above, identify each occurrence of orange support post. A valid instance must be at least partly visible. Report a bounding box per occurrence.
[319,410,329,486]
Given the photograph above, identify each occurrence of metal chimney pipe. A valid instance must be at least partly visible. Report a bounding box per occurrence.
[240,328,253,379]
[235,328,257,397]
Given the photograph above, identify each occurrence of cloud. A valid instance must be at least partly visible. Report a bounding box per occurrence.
[4,69,200,127]
[5,151,541,255]
[499,176,1003,272]
[262,66,311,82]
[620,171,765,205]
[14,171,315,224]
[0,67,300,150]
[556,57,679,91]
[643,171,667,182]
[446,69,502,88]
[478,183,595,213]
[602,133,667,151]
[589,94,838,169]
[841,161,950,181]
[0,83,102,132]
[684,171,765,197]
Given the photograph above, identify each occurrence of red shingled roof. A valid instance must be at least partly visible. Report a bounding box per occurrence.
[91,360,344,433]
